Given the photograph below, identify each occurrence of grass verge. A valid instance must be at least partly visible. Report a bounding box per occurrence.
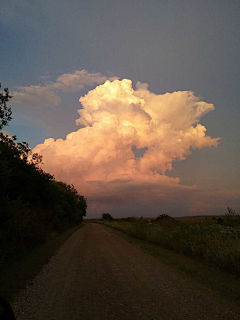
[104,221,240,276]
[0,224,83,303]
[103,223,240,314]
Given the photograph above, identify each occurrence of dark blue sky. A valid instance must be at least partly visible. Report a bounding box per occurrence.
[1,0,240,216]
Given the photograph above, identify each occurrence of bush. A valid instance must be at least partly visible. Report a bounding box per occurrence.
[101,213,114,221]
[118,217,138,223]
[106,221,240,277]
[153,214,179,227]
[224,206,240,227]
[0,84,87,266]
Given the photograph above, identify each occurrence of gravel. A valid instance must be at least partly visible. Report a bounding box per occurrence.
[12,223,240,320]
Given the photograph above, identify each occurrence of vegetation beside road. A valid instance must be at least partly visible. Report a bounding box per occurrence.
[103,210,240,277]
[103,223,240,314]
[0,84,87,273]
[0,225,83,303]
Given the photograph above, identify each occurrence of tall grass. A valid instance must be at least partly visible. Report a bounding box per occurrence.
[105,221,240,276]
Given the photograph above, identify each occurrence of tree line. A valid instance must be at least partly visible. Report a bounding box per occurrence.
[0,84,87,265]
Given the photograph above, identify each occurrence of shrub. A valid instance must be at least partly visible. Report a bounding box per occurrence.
[153,214,179,227]
[106,221,240,277]
[101,213,114,221]
[224,206,240,227]
[154,214,174,221]
[0,84,87,266]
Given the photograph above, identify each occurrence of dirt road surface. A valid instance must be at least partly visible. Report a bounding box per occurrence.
[13,223,239,320]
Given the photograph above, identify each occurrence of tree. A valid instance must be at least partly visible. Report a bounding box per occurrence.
[101,213,113,221]
[224,206,240,227]
[153,214,179,227]
[0,84,12,130]
[154,214,174,221]
[0,83,88,260]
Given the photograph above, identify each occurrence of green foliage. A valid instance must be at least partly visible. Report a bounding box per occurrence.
[152,214,179,227]
[117,216,138,222]
[0,85,87,263]
[154,214,174,221]
[226,206,237,216]
[106,221,240,277]
[224,206,240,227]
[101,213,114,221]
[0,84,12,130]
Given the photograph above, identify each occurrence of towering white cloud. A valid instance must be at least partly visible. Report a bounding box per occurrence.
[31,79,220,214]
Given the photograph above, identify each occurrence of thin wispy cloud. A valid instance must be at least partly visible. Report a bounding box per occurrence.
[12,70,117,108]
[13,86,61,108]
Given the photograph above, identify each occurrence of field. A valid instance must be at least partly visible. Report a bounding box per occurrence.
[103,213,240,277]
[176,215,224,225]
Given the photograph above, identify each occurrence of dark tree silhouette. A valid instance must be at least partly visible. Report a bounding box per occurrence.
[0,84,87,261]
[101,213,113,221]
[0,84,12,130]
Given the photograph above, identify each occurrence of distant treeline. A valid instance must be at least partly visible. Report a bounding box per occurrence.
[0,84,87,265]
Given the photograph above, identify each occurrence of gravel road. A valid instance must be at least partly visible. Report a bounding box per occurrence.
[13,223,239,320]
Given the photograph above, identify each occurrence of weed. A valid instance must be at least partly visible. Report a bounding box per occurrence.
[104,220,240,277]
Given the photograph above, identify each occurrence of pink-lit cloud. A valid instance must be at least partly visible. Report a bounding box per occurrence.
[13,70,117,107]
[13,85,61,107]
[31,79,221,216]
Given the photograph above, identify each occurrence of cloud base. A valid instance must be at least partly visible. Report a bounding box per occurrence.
[31,79,220,216]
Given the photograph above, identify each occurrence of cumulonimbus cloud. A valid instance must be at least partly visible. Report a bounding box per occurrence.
[31,79,221,215]
[12,70,117,107]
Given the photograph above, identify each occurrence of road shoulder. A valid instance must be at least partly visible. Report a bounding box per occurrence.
[0,225,84,303]
[102,223,240,315]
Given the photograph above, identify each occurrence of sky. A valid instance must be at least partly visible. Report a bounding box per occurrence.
[1,0,240,218]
